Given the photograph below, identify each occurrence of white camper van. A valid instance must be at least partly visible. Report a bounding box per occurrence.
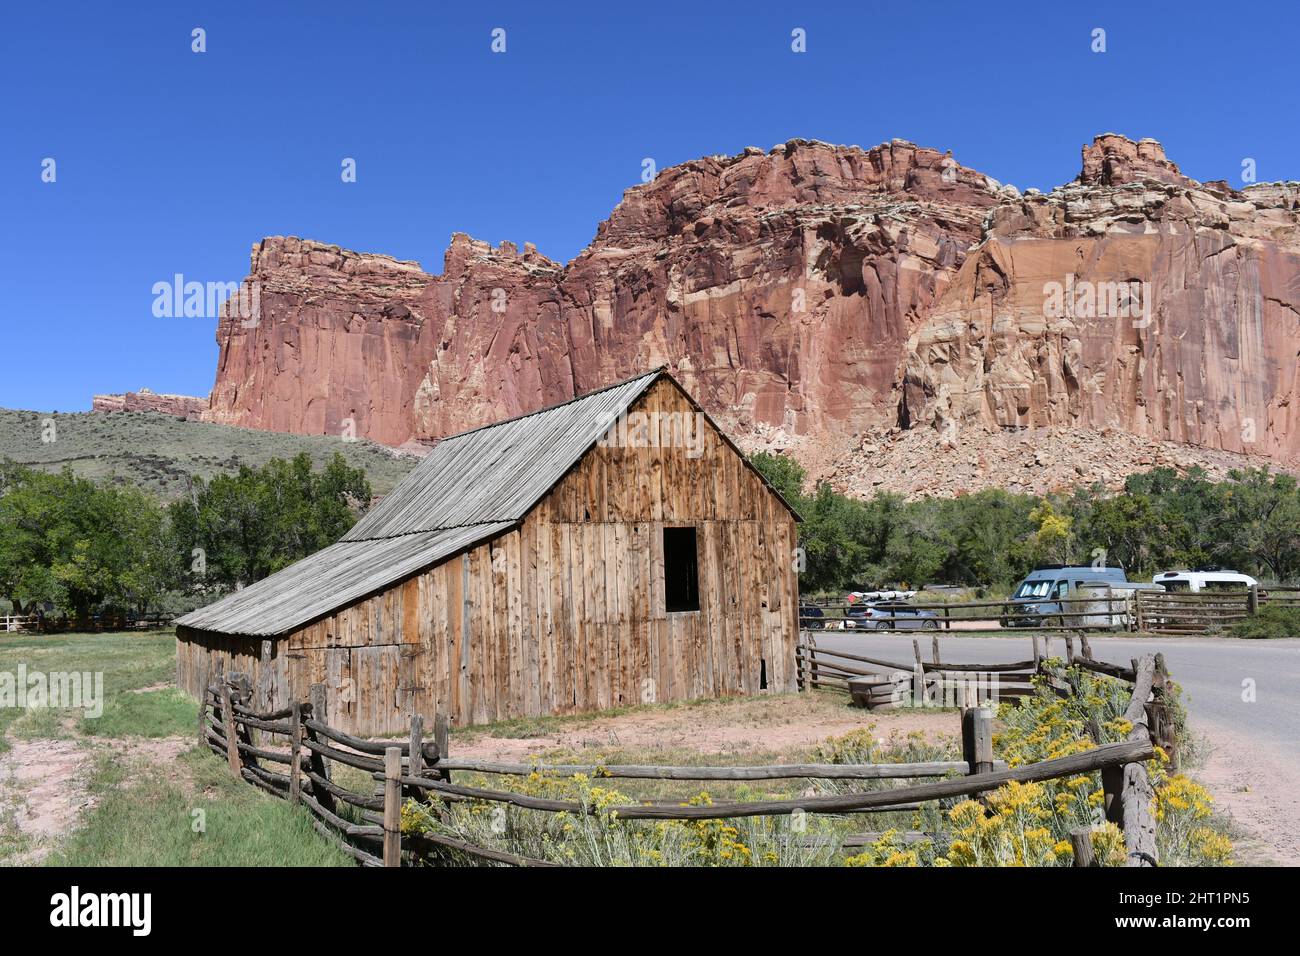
[1152,569,1257,593]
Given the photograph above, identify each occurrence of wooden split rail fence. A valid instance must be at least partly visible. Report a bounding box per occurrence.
[200,642,1172,867]
[803,585,1300,636]
[797,631,1095,706]
[796,635,1175,866]
[1135,585,1300,633]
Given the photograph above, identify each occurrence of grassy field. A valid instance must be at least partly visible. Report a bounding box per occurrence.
[0,407,419,499]
[0,631,349,866]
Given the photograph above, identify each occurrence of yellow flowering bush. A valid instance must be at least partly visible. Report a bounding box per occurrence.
[1152,774,1232,866]
[394,676,1228,868]
[400,770,842,867]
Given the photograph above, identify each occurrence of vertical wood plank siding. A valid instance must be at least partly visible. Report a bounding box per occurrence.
[177,377,799,735]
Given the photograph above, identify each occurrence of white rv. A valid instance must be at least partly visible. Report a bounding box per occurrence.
[1152,570,1257,593]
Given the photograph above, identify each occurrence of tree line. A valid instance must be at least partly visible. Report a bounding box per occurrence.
[4,447,1297,621]
[0,453,372,623]
[751,453,1300,594]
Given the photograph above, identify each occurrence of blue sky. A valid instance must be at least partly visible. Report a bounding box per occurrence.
[2,0,1297,412]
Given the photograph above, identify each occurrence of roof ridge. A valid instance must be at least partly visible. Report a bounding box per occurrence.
[434,366,667,445]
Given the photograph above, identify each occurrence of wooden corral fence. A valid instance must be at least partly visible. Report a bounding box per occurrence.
[201,643,1171,867]
[796,634,1175,865]
[1134,585,1300,633]
[803,585,1300,636]
[798,630,1102,705]
[802,595,1134,635]
[0,615,38,633]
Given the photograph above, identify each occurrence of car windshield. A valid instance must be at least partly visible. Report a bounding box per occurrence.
[1014,580,1053,599]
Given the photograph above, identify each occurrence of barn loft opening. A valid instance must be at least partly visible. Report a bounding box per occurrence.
[663,526,700,613]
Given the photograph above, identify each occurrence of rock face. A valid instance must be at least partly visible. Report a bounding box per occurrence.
[93,388,208,420]
[201,134,1300,492]
[904,133,1300,467]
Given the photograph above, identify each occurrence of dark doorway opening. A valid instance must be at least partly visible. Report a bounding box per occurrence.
[663,526,700,613]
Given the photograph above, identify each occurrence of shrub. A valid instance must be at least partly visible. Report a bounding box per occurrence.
[1228,603,1300,639]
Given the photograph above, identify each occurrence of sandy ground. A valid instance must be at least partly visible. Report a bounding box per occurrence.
[452,694,961,763]
[0,734,189,864]
[1192,721,1300,866]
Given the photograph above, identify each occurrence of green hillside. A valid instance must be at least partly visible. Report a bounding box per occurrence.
[0,408,420,498]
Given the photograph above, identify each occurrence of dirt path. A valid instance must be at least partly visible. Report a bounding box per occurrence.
[1193,721,1300,866]
[0,734,189,864]
[453,695,961,763]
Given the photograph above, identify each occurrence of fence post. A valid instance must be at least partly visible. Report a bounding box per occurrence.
[1248,584,1259,616]
[219,678,240,778]
[1070,828,1095,867]
[289,699,302,805]
[961,706,994,776]
[307,683,336,813]
[405,714,425,802]
[383,746,402,867]
[409,714,425,779]
[1148,653,1179,772]
[433,712,451,783]
[231,673,256,759]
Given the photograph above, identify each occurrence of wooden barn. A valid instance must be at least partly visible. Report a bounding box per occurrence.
[175,368,801,735]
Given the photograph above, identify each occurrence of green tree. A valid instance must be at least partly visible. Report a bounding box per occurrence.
[169,452,372,592]
[0,463,171,620]
[749,452,806,505]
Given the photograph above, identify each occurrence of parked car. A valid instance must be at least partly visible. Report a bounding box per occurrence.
[845,600,939,631]
[799,604,825,629]
[1152,569,1257,592]
[1001,564,1129,627]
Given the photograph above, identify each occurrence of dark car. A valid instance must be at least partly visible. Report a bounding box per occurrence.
[799,604,825,629]
[845,601,939,631]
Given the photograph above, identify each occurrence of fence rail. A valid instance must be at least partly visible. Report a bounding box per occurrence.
[200,641,1170,868]
[802,584,1300,636]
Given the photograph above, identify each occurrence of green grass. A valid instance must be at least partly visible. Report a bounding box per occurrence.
[0,631,182,753]
[79,688,197,738]
[0,406,419,499]
[48,747,350,867]
[0,630,351,866]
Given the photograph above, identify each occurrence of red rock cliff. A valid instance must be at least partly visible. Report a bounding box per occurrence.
[203,134,1300,485]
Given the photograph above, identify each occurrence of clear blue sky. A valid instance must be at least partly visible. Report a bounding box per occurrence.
[2,0,1296,412]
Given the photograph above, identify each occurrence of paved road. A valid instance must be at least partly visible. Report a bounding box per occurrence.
[813,631,1300,753]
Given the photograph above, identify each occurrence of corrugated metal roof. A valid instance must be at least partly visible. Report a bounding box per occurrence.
[177,366,799,638]
[176,522,515,637]
[342,368,664,540]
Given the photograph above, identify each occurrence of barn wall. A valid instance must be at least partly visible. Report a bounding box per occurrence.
[178,377,799,736]
[176,625,288,714]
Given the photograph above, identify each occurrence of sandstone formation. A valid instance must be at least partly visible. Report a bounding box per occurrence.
[903,134,1300,468]
[92,388,208,420]
[197,134,1300,495]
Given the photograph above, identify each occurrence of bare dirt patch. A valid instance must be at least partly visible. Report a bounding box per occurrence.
[0,738,93,863]
[1194,721,1300,866]
[0,733,192,863]
[453,693,961,763]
